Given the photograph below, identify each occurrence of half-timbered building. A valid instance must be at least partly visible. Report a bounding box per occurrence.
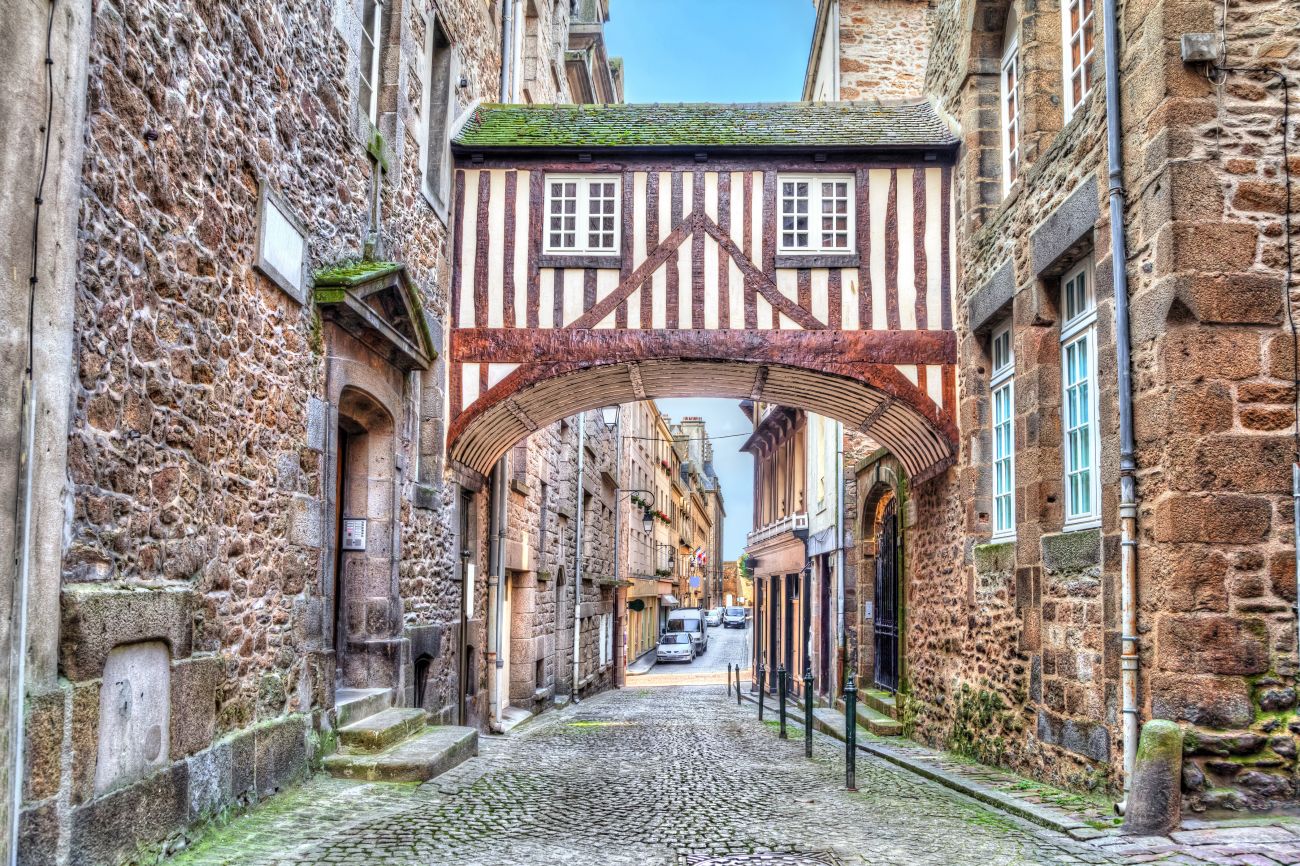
[446,102,960,483]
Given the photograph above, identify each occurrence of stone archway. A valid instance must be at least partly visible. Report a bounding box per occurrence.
[854,453,908,692]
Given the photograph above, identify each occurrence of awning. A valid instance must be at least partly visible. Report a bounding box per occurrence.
[660,594,680,607]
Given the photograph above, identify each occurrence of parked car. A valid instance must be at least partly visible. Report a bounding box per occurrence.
[705,607,723,627]
[723,606,747,628]
[666,608,709,655]
[656,631,695,664]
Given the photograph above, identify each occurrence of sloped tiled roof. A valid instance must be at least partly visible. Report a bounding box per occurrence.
[453,101,958,151]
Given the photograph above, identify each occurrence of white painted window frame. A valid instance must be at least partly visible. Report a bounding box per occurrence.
[1060,0,1096,121]
[360,0,385,126]
[990,319,1016,539]
[999,31,1021,194]
[777,173,856,255]
[1059,255,1100,529]
[543,174,622,255]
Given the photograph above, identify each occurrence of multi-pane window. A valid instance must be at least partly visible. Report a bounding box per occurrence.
[1060,256,1099,526]
[778,174,855,254]
[359,0,385,125]
[1000,29,1021,192]
[544,175,620,254]
[991,321,1015,538]
[1061,0,1095,120]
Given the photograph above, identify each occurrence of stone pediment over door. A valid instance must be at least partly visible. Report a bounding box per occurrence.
[314,261,436,371]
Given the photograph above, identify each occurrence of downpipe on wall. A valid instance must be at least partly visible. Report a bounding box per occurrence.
[1102,0,1140,816]
[572,415,586,703]
[487,459,507,733]
[8,380,36,866]
[835,434,846,698]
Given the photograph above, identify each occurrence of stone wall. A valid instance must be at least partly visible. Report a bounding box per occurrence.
[837,0,932,100]
[902,0,1300,811]
[20,0,517,860]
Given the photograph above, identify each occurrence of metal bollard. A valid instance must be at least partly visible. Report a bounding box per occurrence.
[844,672,858,791]
[778,664,788,739]
[757,661,766,720]
[736,665,742,706]
[804,666,814,758]
[727,663,732,698]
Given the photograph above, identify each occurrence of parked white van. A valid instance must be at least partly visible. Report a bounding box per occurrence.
[665,608,709,655]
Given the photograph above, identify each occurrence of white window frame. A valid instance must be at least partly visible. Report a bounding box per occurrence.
[1060,256,1100,529]
[990,319,1016,539]
[999,31,1021,194]
[1060,0,1096,121]
[777,173,856,255]
[543,174,622,255]
[359,0,385,126]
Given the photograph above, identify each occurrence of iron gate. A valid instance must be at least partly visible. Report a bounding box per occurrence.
[873,499,900,692]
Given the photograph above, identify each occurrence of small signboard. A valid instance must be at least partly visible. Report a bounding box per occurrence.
[342,518,367,551]
[689,576,700,589]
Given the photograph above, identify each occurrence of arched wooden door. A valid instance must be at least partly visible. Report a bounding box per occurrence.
[873,499,900,693]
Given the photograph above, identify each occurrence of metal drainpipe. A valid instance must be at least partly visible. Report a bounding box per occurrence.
[572,414,586,702]
[611,410,624,687]
[835,428,846,699]
[497,0,514,103]
[9,379,36,866]
[1102,0,1140,815]
[488,458,507,733]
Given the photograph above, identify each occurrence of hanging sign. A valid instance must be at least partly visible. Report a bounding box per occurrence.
[342,519,368,551]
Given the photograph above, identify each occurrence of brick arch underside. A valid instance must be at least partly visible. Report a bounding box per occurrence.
[449,351,958,481]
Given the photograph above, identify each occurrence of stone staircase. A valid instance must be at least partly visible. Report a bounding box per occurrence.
[324,690,479,783]
[834,687,903,736]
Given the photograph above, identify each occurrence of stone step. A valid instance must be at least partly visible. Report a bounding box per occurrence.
[323,726,479,783]
[862,688,898,720]
[335,687,393,727]
[855,702,902,736]
[338,707,428,753]
[830,695,902,735]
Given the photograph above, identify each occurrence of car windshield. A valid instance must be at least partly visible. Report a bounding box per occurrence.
[660,633,689,645]
[670,617,700,631]
[726,608,744,616]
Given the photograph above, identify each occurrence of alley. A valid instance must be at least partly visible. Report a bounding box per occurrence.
[167,680,1117,866]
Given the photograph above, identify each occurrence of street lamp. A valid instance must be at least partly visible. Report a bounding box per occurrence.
[599,405,619,429]
[641,509,654,534]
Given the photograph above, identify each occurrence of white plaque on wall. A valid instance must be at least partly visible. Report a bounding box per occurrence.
[342,518,367,551]
[255,183,308,304]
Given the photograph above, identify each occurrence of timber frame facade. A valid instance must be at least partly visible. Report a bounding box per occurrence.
[446,102,961,483]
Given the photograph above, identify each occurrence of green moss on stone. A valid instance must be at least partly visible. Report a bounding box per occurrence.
[974,541,1016,574]
[314,259,402,287]
[1136,719,1183,763]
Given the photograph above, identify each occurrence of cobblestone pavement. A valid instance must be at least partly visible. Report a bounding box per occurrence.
[165,682,1300,866]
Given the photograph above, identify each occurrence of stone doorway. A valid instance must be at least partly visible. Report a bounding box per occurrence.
[872,498,900,693]
[332,387,399,691]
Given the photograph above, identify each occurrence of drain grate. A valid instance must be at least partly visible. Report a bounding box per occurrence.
[686,853,841,866]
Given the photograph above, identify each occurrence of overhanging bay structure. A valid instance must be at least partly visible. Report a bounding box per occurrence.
[446,102,960,481]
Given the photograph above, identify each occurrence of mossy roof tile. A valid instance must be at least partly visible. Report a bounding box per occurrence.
[453,101,958,151]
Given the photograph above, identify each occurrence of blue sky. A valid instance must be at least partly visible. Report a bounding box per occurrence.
[606,0,815,104]
[605,3,816,561]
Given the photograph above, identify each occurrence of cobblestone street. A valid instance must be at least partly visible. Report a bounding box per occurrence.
[168,668,1125,866]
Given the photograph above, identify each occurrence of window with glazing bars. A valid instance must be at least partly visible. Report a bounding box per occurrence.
[778,174,854,253]
[990,321,1015,538]
[1060,256,1099,526]
[1061,0,1095,119]
[544,175,620,254]
[359,0,385,125]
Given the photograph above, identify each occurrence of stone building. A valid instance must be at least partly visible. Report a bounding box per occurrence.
[804,0,932,102]
[1,0,621,862]
[812,0,1300,814]
[670,417,723,608]
[616,399,677,667]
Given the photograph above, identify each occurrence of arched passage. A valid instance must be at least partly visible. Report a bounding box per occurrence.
[447,337,957,481]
